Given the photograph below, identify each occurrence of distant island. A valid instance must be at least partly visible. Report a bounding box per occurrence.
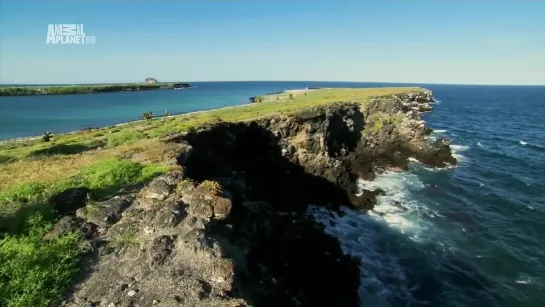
[0,78,191,96]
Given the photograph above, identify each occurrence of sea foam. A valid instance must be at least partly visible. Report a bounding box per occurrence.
[310,171,436,306]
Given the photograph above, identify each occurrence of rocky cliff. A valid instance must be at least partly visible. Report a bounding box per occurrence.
[58,90,455,307]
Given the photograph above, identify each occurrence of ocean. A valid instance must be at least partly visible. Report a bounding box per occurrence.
[1,82,544,306]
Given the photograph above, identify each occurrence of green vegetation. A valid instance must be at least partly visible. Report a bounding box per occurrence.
[142,111,154,121]
[0,158,167,306]
[108,231,139,248]
[0,158,167,218]
[0,87,425,305]
[0,214,82,307]
[42,131,53,142]
[199,180,223,195]
[107,130,145,147]
[0,82,191,96]
[252,96,264,103]
[365,112,407,134]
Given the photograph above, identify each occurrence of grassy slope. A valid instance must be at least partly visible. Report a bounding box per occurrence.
[1,87,423,191]
[0,87,424,306]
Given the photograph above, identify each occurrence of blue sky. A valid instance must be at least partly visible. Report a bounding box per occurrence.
[0,1,544,85]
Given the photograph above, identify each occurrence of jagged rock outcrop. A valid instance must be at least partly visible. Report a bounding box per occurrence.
[60,90,455,307]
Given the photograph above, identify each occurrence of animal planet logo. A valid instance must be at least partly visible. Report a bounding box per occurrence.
[46,24,96,44]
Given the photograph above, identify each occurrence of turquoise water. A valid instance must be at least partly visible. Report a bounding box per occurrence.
[1,81,402,140]
[2,82,545,306]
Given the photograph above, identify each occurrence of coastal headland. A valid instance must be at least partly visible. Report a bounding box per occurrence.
[0,87,456,306]
[0,82,191,96]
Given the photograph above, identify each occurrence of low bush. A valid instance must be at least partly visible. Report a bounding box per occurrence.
[199,180,223,195]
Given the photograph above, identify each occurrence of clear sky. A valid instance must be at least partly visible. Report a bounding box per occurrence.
[0,1,544,85]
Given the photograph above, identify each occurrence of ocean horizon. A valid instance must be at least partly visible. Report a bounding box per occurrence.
[1,80,545,86]
[1,81,544,141]
[1,81,545,306]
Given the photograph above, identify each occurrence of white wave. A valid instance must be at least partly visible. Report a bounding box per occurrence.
[408,157,420,163]
[357,172,429,235]
[451,144,468,163]
[450,144,469,151]
[519,140,527,146]
[434,129,447,133]
[310,171,437,305]
[515,274,534,285]
[477,142,483,147]
[423,166,448,172]
[452,153,466,163]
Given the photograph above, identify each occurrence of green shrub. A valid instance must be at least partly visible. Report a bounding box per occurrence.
[142,111,154,120]
[42,132,53,142]
[199,180,223,195]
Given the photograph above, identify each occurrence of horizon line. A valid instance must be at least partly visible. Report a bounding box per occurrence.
[1,80,544,87]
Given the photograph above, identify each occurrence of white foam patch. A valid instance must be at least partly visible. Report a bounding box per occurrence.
[450,144,468,151]
[519,140,527,146]
[434,129,447,133]
[358,172,431,238]
[408,157,420,163]
[310,171,438,305]
[477,142,483,147]
[515,274,536,285]
[450,144,468,163]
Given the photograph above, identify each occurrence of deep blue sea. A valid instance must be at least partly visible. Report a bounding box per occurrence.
[1,82,544,306]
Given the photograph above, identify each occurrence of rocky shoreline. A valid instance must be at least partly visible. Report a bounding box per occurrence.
[49,90,455,307]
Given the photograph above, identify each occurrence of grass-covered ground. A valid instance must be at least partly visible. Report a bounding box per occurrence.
[0,87,424,306]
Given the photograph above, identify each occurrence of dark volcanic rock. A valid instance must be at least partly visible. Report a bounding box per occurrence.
[49,187,90,215]
[179,121,363,306]
[143,177,172,200]
[78,196,132,229]
[411,139,457,167]
[44,216,95,240]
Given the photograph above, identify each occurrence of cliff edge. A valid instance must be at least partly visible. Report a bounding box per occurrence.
[0,87,455,307]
